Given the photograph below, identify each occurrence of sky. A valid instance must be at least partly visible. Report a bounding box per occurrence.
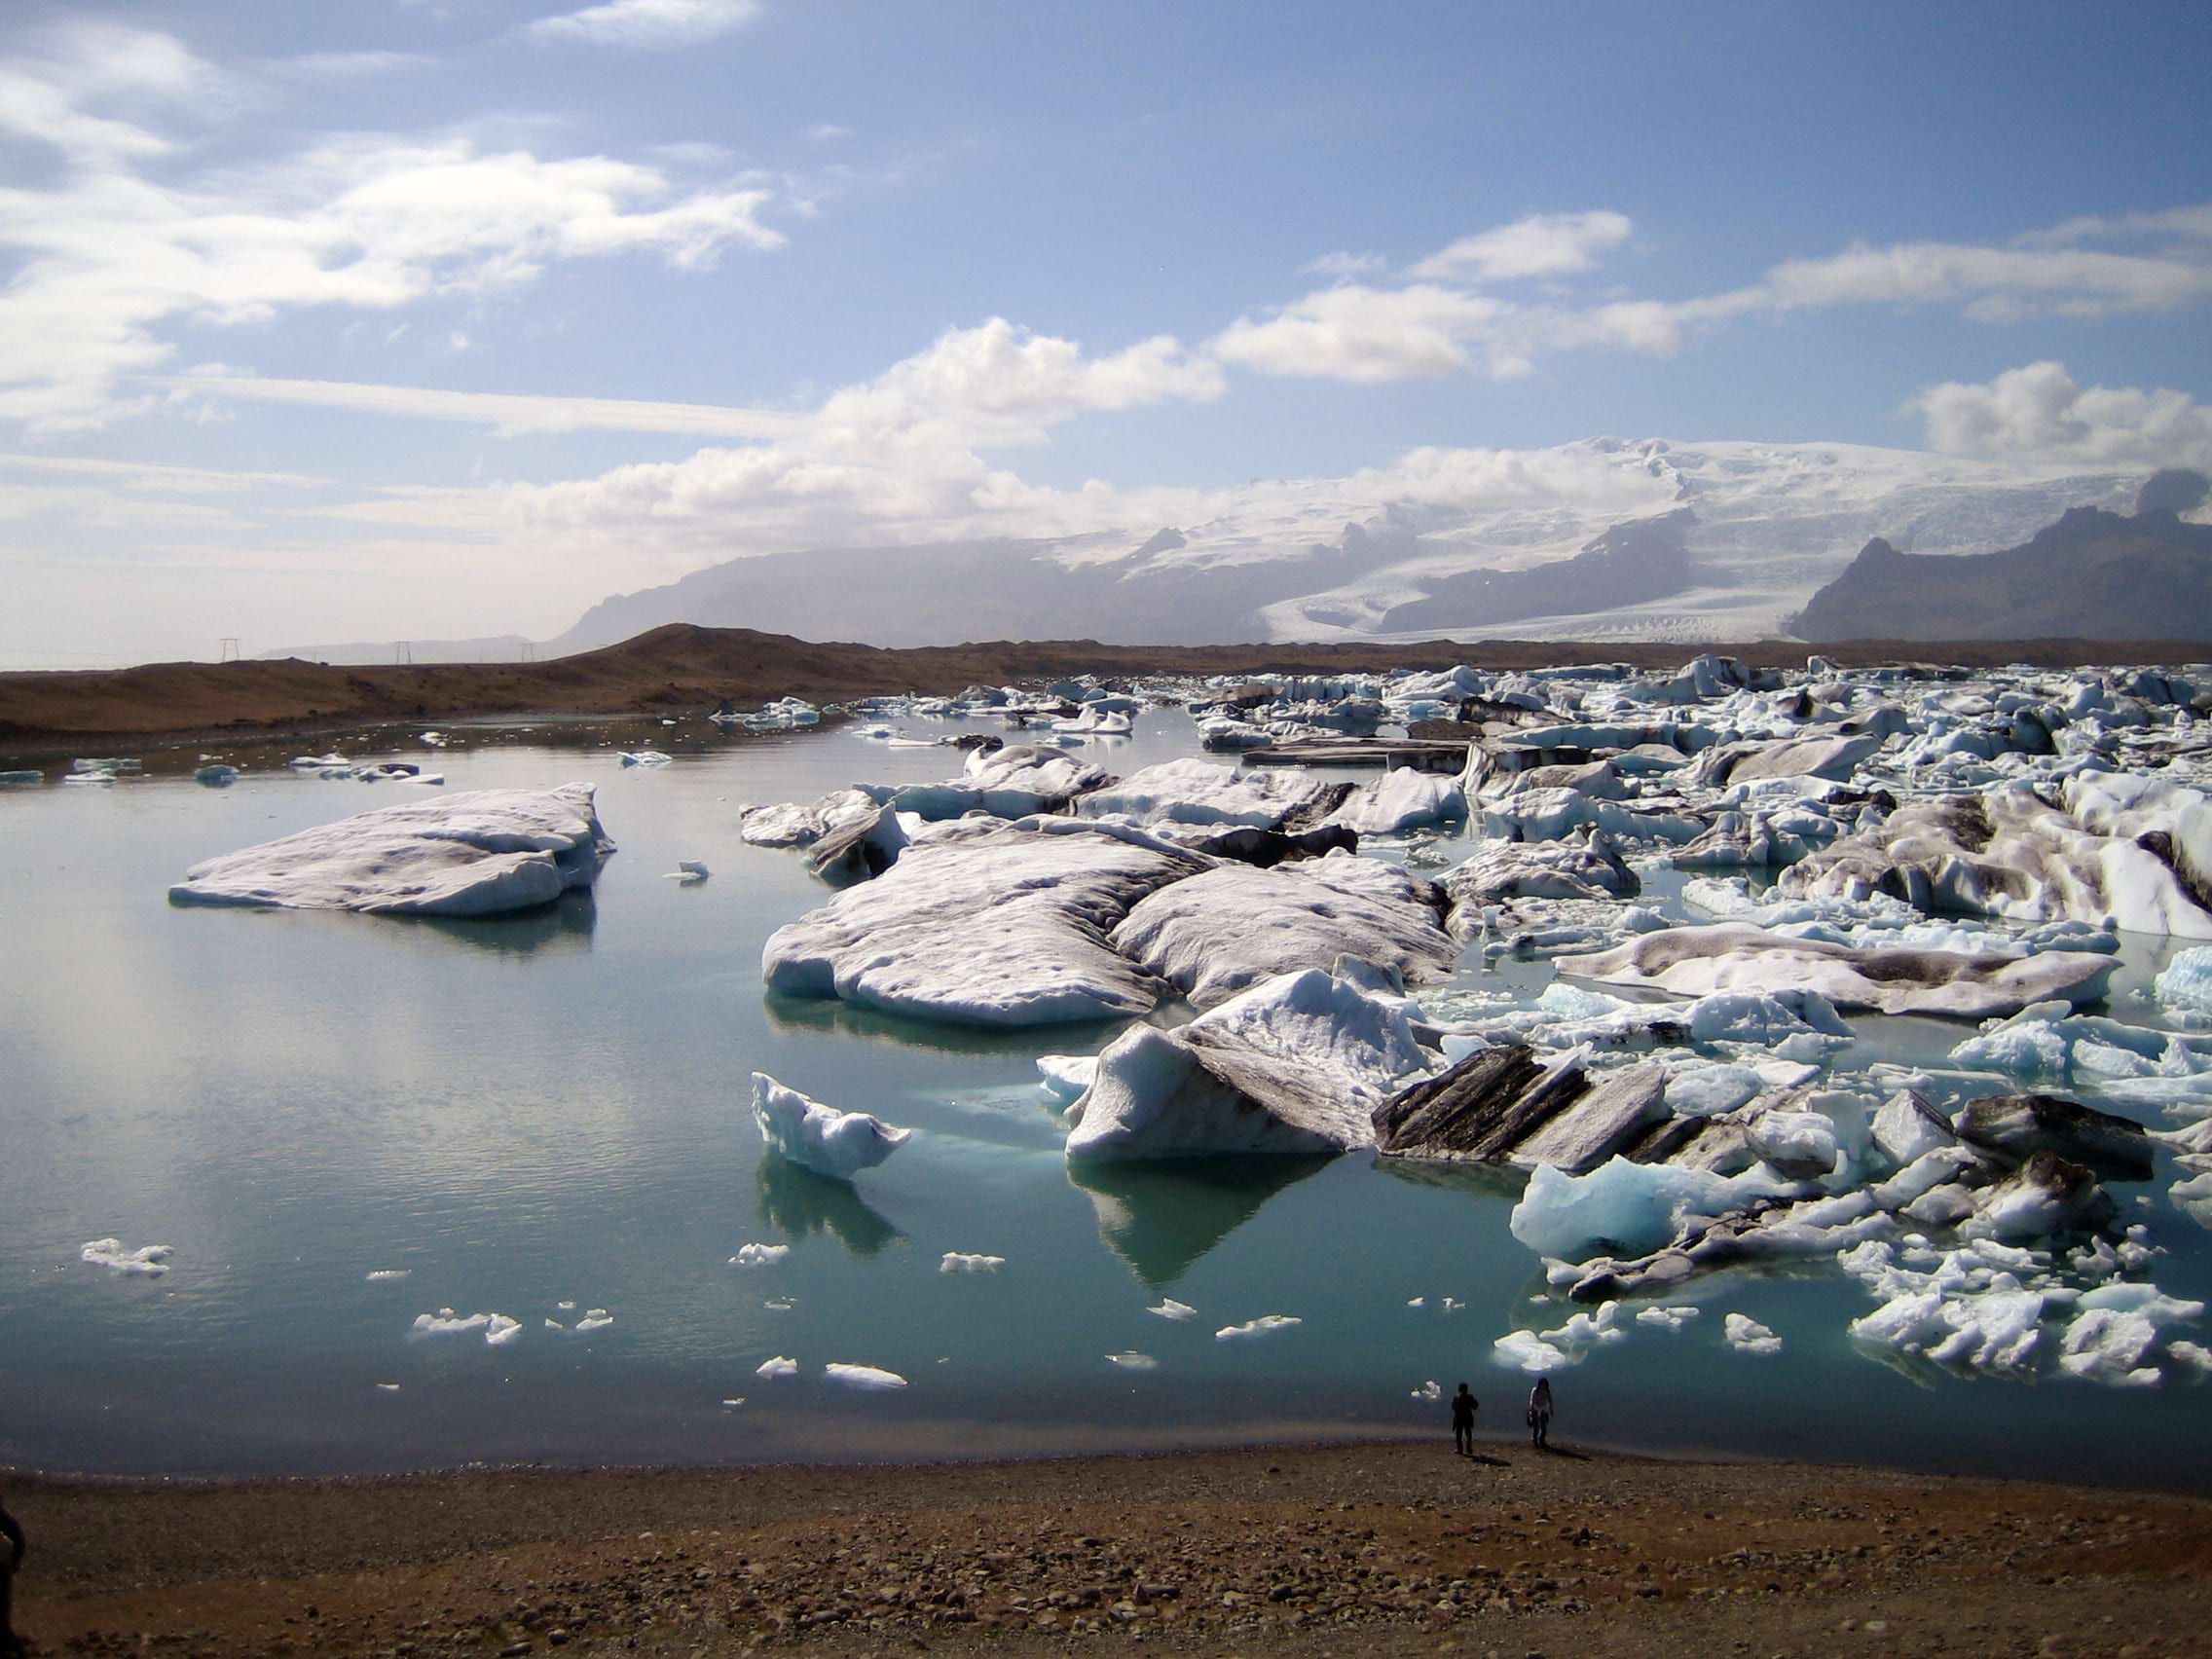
[3,0,2211,667]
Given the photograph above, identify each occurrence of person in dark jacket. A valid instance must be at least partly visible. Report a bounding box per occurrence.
[1450,1382,1478,1456]
[1527,1377,1555,1448]
[0,1490,24,1659]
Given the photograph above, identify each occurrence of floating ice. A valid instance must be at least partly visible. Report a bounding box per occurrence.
[1148,1299,1198,1320]
[1036,1054,1097,1105]
[1107,1352,1160,1371]
[410,1309,519,1345]
[1636,1306,1701,1329]
[79,1237,171,1276]
[756,1355,798,1379]
[1215,1314,1302,1340]
[574,1309,613,1331]
[1510,1158,1802,1262]
[1723,1312,1783,1355]
[1410,1379,1442,1400]
[1077,757,1328,829]
[730,1242,792,1267]
[169,784,614,914]
[1328,769,1466,835]
[666,861,711,883]
[825,1362,908,1389]
[764,1296,796,1310]
[1492,1331,1569,1373]
[194,764,239,787]
[619,751,672,767]
[940,1252,1006,1273]
[486,1314,522,1345]
[721,1397,747,1407]
[365,1269,411,1282]
[2157,948,2212,1016]
[751,1073,912,1180]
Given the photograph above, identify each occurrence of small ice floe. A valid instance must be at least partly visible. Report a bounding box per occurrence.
[721,1397,747,1408]
[1410,1380,1441,1401]
[1493,1304,1626,1373]
[1406,1296,1425,1308]
[1441,1296,1464,1311]
[1107,1351,1159,1371]
[556,1299,576,1309]
[1723,1313,1783,1355]
[574,1309,613,1331]
[665,860,711,883]
[545,1318,565,1330]
[825,1362,908,1390]
[419,731,448,747]
[80,1238,171,1276]
[940,1251,1005,1273]
[730,1242,791,1267]
[764,1296,796,1310]
[751,1073,912,1180]
[756,1355,799,1379]
[194,764,239,787]
[365,1269,411,1281]
[1148,1298,1198,1321]
[1215,1314,1302,1341]
[375,1382,400,1392]
[619,750,673,767]
[409,1308,521,1346]
[0,768,43,787]
[1636,1306,1701,1330]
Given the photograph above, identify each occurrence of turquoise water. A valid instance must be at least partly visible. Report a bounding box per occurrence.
[3,713,2209,1489]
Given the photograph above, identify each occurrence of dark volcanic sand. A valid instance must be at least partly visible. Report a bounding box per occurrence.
[9,1441,2210,1657]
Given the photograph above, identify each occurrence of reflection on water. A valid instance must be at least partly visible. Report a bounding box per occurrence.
[756,1156,903,1256]
[761,991,1134,1059]
[403,889,599,957]
[1065,1154,1337,1286]
[1370,1151,1527,1203]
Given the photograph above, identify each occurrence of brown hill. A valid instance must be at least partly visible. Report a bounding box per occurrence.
[3,622,2206,755]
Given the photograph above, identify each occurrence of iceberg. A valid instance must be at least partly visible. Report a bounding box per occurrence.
[762,818,1207,1026]
[1215,1314,1302,1340]
[2157,947,2212,1016]
[1078,758,1332,829]
[169,784,614,914]
[79,1237,171,1276]
[1508,1157,1802,1262]
[892,744,1114,820]
[824,1361,908,1389]
[751,1073,911,1180]
[1111,852,1457,1008]
[1722,1312,1784,1355]
[1064,968,1431,1160]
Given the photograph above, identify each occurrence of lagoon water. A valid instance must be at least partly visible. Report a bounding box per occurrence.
[4,711,2210,1489]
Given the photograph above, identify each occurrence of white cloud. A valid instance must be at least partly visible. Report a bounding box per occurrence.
[2016,204,2212,248]
[277,51,430,77]
[523,0,761,47]
[1407,210,1633,283]
[806,123,855,143]
[1213,284,1512,383]
[1297,250,1385,279]
[156,373,813,440]
[1915,361,2212,470]
[0,25,792,431]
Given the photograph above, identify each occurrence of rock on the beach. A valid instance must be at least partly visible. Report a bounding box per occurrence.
[1558,923,2113,1018]
[761,817,1208,1026]
[1111,851,1457,1008]
[169,783,614,914]
[1064,968,1431,1160]
[752,1072,912,1180]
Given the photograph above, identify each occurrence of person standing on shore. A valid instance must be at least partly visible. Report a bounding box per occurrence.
[1528,1377,1554,1449]
[1,1489,24,1659]
[1451,1383,1478,1456]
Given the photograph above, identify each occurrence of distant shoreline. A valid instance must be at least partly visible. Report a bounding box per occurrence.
[4,621,2209,758]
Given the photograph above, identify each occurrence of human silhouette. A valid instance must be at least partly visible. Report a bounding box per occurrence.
[1450,1382,1478,1456]
[1527,1377,1554,1449]
[0,1489,24,1659]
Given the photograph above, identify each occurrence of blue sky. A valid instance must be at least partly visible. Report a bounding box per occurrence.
[4,0,2211,663]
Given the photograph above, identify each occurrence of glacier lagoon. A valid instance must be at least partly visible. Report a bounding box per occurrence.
[4,709,2211,1489]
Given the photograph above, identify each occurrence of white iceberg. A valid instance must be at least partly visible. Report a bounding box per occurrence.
[751,1073,911,1180]
[825,1361,908,1389]
[169,784,614,914]
[1077,758,1329,829]
[1722,1312,1783,1355]
[756,1355,798,1379]
[940,1252,1006,1273]
[1215,1314,1302,1340]
[79,1237,171,1276]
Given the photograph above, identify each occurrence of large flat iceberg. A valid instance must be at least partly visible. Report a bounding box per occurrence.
[169,783,613,914]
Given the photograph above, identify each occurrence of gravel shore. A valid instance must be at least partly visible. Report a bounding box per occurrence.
[10,1440,2211,1658]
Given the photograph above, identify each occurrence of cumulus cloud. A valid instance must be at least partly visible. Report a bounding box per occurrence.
[1213,284,1514,382]
[1407,210,1633,284]
[0,25,791,431]
[1915,361,2212,470]
[523,0,761,47]
[1297,250,1385,279]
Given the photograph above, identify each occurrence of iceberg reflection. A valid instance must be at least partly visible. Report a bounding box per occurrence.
[756,1156,903,1257]
[1066,1154,1335,1287]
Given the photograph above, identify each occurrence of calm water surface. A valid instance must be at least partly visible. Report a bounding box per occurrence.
[3,713,2208,1488]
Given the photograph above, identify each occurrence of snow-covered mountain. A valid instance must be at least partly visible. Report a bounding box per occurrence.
[549,436,2150,649]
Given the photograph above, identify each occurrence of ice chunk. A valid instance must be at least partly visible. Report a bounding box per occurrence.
[1112,852,1457,1009]
[1746,1110,1840,1178]
[1410,1379,1441,1400]
[79,1237,171,1276]
[1492,1331,1570,1373]
[1148,1299,1198,1320]
[756,1355,798,1379]
[1078,757,1329,829]
[1064,968,1430,1160]
[365,1268,411,1281]
[410,1309,519,1345]
[618,750,671,767]
[1723,1313,1783,1354]
[1558,924,2113,1018]
[825,1362,908,1389]
[940,1252,1006,1273]
[894,745,1113,820]
[730,1243,788,1265]
[762,818,1206,1026]
[1636,1306,1700,1329]
[1036,1055,1097,1106]
[1215,1314,1302,1340]
[2157,947,2212,1015]
[1107,1352,1160,1371]
[194,764,239,787]
[485,1313,523,1346]
[1328,769,1466,835]
[1509,1158,1801,1262]
[574,1309,613,1331]
[169,784,614,914]
[751,1073,912,1180]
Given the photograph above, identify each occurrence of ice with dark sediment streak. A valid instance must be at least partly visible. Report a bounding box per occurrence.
[761,817,1208,1026]
[891,744,1114,820]
[1557,923,2114,1018]
[168,783,614,914]
[751,1072,912,1180]
[1065,967,1433,1160]
[1111,851,1458,1009]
